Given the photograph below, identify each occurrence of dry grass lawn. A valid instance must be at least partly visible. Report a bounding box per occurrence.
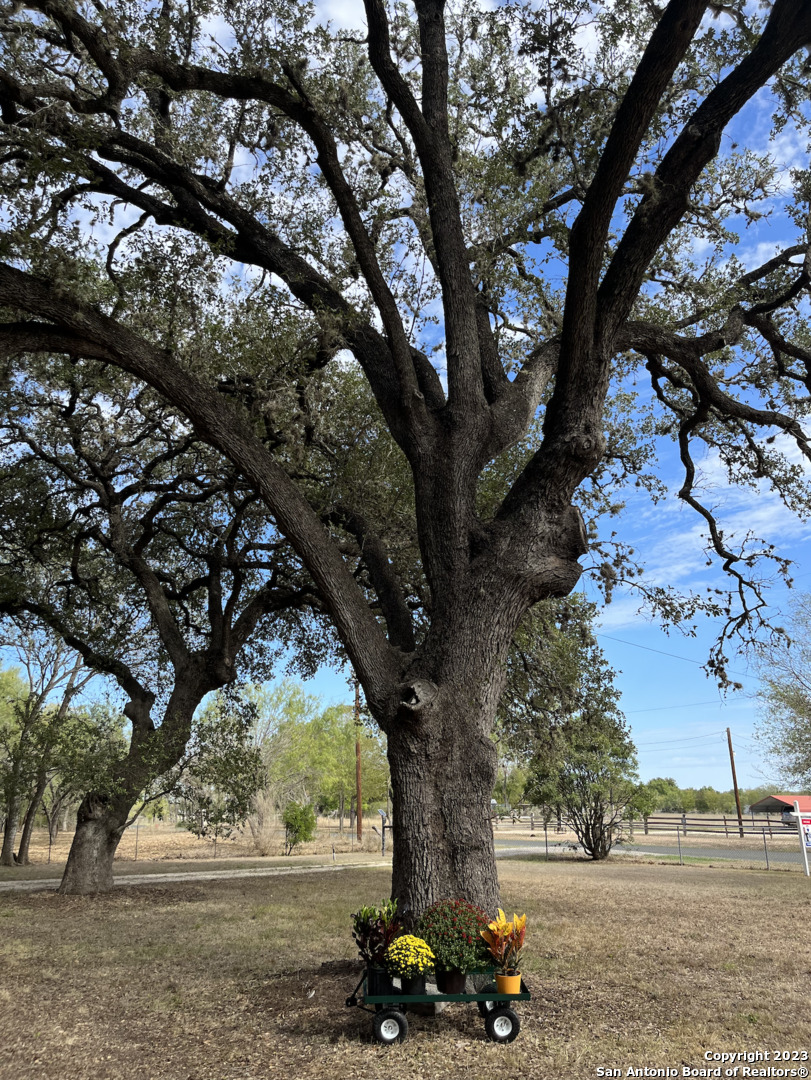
[1,855,809,1080]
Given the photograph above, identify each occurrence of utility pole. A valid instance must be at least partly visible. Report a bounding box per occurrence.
[727,727,744,838]
[355,676,362,843]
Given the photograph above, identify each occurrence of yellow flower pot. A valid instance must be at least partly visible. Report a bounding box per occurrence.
[495,972,522,995]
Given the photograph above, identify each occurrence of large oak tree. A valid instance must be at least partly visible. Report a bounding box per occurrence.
[1,0,811,912]
[0,357,317,891]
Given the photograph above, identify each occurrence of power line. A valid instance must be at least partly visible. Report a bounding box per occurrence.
[640,745,727,754]
[636,731,726,747]
[627,699,724,714]
[597,633,753,680]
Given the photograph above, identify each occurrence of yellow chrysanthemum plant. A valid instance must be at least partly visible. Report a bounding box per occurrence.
[480,909,527,975]
[383,934,436,979]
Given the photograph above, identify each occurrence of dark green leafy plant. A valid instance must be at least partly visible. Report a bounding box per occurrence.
[418,898,490,972]
[351,898,402,966]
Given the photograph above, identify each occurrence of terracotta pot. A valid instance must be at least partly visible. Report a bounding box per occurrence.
[495,972,522,995]
[435,968,466,994]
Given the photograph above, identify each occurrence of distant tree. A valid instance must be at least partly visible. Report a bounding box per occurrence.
[517,627,640,859]
[306,703,390,822]
[524,708,640,860]
[282,801,317,856]
[641,777,684,813]
[0,620,93,866]
[492,763,529,813]
[679,788,698,814]
[755,596,811,788]
[245,680,389,849]
[0,362,308,892]
[174,688,263,855]
[501,597,641,855]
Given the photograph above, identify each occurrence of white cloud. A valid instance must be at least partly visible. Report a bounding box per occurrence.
[313,0,367,31]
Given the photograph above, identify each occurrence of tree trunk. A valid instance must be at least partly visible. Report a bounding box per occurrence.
[16,769,48,865]
[43,793,68,842]
[58,793,130,894]
[387,693,500,920]
[0,797,20,866]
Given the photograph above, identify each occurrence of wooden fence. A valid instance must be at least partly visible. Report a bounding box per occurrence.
[489,810,793,839]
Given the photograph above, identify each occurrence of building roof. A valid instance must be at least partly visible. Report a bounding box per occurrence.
[749,794,811,814]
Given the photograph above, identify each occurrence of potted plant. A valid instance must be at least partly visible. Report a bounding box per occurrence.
[480,909,527,994]
[418,898,490,993]
[383,934,435,996]
[351,899,402,995]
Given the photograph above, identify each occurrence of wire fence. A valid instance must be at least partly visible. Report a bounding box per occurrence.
[490,811,810,873]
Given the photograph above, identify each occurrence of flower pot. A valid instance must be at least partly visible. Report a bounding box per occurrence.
[367,966,394,997]
[435,968,466,994]
[495,972,522,995]
[400,974,427,996]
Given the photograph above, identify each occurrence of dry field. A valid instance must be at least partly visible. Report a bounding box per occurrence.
[1,853,810,1080]
[14,820,383,868]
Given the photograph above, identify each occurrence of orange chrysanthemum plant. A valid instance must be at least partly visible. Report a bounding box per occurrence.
[480,909,527,975]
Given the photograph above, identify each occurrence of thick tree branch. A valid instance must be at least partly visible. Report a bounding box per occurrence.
[563,1,708,354]
[499,1,709,526]
[325,506,415,653]
[597,0,811,343]
[364,0,485,414]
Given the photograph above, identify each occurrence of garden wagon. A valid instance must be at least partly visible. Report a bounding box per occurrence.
[345,968,531,1044]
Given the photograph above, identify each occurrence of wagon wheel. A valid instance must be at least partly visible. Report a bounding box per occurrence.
[476,982,499,1017]
[484,1006,520,1043]
[372,1008,409,1044]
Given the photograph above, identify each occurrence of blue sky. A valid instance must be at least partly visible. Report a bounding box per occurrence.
[582,438,811,791]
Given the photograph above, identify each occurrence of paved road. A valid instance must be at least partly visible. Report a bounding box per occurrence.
[1,845,556,893]
[617,842,804,866]
[2,836,805,894]
[494,834,806,867]
[0,860,390,893]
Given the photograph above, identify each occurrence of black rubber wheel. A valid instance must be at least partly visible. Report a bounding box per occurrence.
[485,1006,520,1043]
[476,982,499,1017]
[372,1008,409,1044]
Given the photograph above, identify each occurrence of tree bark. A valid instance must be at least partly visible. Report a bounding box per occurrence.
[0,797,20,866]
[58,792,130,894]
[15,769,48,866]
[388,696,500,919]
[383,584,528,917]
